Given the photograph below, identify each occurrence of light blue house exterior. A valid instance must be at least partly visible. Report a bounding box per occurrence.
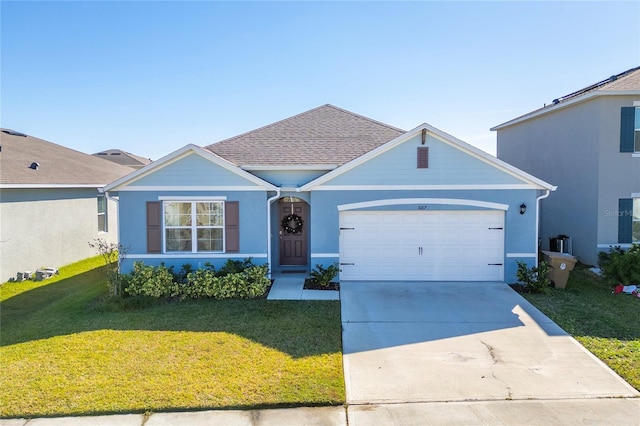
[104,105,555,283]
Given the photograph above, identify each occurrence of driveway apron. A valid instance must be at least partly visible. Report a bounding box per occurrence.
[340,281,639,404]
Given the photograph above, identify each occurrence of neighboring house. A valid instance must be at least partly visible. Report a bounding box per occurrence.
[103,105,555,283]
[493,66,640,266]
[0,129,134,282]
[93,149,152,169]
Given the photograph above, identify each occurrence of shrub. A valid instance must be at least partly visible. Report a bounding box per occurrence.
[88,238,128,296]
[120,259,269,301]
[184,264,270,299]
[598,244,640,285]
[516,260,551,293]
[216,258,253,277]
[308,263,339,288]
[124,262,175,298]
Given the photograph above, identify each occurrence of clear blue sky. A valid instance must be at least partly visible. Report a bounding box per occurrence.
[2,1,639,159]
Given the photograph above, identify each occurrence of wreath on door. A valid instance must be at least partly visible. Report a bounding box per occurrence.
[282,214,304,234]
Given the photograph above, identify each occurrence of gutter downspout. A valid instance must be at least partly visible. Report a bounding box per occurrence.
[266,188,281,278]
[535,189,553,265]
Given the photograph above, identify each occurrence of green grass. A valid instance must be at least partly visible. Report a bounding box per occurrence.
[520,264,640,391]
[0,257,344,418]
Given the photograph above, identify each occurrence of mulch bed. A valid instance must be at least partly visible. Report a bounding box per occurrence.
[303,279,340,291]
[509,283,532,294]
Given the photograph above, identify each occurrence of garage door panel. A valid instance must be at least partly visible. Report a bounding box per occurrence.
[339,210,504,281]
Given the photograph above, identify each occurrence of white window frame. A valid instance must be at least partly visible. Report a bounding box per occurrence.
[162,201,225,253]
[97,195,108,232]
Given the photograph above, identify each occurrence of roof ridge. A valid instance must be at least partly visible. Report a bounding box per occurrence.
[321,104,407,133]
[205,104,404,150]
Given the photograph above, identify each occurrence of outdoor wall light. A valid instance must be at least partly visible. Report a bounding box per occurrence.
[519,203,527,215]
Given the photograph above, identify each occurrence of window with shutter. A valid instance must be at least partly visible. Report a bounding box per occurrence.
[147,202,162,253]
[618,198,633,244]
[619,107,636,153]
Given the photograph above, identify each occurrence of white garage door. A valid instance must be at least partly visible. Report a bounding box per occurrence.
[339,210,504,281]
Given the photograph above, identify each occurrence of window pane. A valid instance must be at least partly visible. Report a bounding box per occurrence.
[98,214,107,232]
[166,228,192,252]
[165,202,192,226]
[196,202,223,226]
[97,196,107,214]
[197,228,223,252]
[635,130,640,152]
[634,199,640,221]
[633,222,640,243]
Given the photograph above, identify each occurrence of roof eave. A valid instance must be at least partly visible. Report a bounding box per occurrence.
[491,90,640,131]
[103,144,277,192]
[301,123,556,192]
[241,164,338,171]
[0,184,105,189]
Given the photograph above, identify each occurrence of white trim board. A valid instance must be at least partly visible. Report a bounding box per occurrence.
[119,186,265,192]
[506,253,537,258]
[103,145,277,192]
[127,253,268,259]
[158,196,227,201]
[242,164,337,171]
[311,253,340,258]
[337,198,510,212]
[313,184,538,191]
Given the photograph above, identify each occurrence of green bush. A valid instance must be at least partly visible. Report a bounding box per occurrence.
[308,263,339,288]
[598,244,640,285]
[516,260,551,293]
[184,264,270,299]
[123,262,175,298]
[122,259,270,301]
[215,258,253,277]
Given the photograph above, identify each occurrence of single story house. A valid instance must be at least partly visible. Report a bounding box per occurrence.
[103,105,556,283]
[0,129,134,282]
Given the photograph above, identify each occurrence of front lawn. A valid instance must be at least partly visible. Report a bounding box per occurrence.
[520,264,640,391]
[0,257,344,418]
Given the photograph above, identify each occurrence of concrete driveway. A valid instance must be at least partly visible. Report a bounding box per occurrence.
[341,281,638,408]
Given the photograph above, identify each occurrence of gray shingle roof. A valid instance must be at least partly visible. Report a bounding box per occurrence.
[1,130,134,186]
[93,149,152,169]
[206,104,405,167]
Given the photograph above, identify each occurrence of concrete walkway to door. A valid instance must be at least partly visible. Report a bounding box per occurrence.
[341,281,639,425]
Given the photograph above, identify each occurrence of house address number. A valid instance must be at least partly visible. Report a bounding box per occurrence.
[417,205,428,210]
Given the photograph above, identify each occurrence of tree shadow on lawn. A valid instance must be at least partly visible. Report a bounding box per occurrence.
[0,270,342,359]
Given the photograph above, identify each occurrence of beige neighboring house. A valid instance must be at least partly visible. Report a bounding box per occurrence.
[93,149,152,169]
[0,129,134,282]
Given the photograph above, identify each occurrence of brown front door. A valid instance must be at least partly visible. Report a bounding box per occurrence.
[279,201,308,266]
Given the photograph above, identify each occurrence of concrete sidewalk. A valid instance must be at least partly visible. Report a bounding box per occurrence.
[4,399,640,425]
[267,273,339,300]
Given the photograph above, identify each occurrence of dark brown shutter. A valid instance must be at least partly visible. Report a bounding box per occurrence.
[146,201,162,253]
[225,201,239,252]
[417,147,429,168]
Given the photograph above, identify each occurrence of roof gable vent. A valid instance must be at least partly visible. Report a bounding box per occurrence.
[29,162,40,170]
